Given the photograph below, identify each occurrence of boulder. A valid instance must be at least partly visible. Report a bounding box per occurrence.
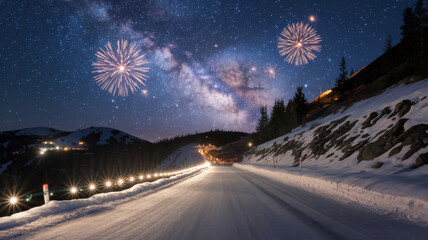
[411,153,428,169]
[389,99,412,118]
[357,119,407,162]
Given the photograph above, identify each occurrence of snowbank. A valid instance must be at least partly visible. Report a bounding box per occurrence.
[235,162,428,225]
[0,167,207,237]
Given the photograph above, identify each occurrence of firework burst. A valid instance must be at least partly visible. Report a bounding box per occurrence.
[92,40,149,96]
[278,22,321,66]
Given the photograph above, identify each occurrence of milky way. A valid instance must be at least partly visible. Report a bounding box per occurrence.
[0,0,412,141]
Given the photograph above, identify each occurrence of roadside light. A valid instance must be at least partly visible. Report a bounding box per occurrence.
[70,187,77,194]
[248,142,253,147]
[105,181,112,187]
[10,197,18,204]
[89,184,96,191]
[147,174,151,179]
[139,175,143,180]
[129,177,135,182]
[154,173,158,177]
[118,179,124,185]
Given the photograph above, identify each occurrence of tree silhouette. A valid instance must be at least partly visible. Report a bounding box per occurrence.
[268,99,287,134]
[334,56,348,96]
[293,86,308,124]
[385,34,393,53]
[256,106,269,133]
[401,7,419,40]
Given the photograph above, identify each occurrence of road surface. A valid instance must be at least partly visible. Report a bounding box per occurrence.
[6,165,428,239]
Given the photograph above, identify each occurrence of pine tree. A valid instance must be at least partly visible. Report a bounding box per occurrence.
[350,68,355,76]
[414,0,428,25]
[268,99,287,134]
[256,106,269,133]
[335,56,348,95]
[385,34,392,53]
[292,86,308,124]
[414,0,427,66]
[401,7,419,40]
[284,99,298,131]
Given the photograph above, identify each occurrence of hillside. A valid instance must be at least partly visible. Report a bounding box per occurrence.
[239,78,428,222]
[158,143,205,170]
[244,78,428,170]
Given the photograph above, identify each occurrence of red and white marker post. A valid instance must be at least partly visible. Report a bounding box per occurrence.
[43,184,50,204]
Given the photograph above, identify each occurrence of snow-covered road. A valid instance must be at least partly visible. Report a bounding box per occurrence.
[6,165,428,239]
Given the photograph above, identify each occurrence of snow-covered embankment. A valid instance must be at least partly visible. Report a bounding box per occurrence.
[237,79,428,225]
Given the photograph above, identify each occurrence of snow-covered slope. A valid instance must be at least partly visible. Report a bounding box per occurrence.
[240,79,428,223]
[55,127,145,147]
[159,143,206,170]
[245,79,428,173]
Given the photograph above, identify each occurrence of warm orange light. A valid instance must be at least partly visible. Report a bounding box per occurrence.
[78,141,85,145]
[119,65,125,72]
[105,181,112,187]
[309,15,316,22]
[70,187,78,194]
[10,197,18,204]
[118,179,124,185]
[297,42,302,47]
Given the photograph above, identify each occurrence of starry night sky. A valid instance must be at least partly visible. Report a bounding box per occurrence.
[0,0,413,141]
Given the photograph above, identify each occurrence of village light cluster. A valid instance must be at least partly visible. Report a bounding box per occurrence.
[8,162,211,205]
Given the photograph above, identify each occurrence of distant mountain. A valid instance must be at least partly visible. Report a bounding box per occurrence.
[13,127,64,136]
[1,126,148,149]
[55,127,148,147]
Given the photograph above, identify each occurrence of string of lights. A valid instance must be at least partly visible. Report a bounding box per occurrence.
[6,162,211,209]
